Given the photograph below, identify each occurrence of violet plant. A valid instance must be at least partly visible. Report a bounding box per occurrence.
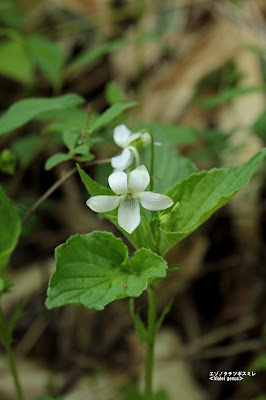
[45,117,266,399]
[0,95,266,400]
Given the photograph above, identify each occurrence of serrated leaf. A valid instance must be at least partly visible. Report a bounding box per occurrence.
[0,38,33,84]
[0,94,84,136]
[77,165,155,251]
[89,102,137,133]
[28,35,65,88]
[46,231,167,310]
[0,186,21,272]
[45,153,71,171]
[159,148,266,254]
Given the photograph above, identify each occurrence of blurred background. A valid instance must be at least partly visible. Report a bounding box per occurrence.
[0,0,266,399]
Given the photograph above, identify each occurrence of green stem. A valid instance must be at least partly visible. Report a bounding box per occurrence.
[144,286,157,400]
[0,307,24,400]
[150,133,154,192]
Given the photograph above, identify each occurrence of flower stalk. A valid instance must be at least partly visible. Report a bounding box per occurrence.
[0,306,24,400]
[144,286,157,400]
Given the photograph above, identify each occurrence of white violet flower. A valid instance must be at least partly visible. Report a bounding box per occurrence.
[111,124,151,171]
[86,165,173,234]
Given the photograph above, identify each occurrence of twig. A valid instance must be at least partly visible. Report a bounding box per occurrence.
[21,158,110,225]
[180,315,257,357]
[192,340,261,359]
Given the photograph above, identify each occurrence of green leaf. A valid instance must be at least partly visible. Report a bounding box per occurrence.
[120,383,143,400]
[89,102,137,133]
[154,389,170,400]
[201,85,266,109]
[156,124,197,144]
[76,154,94,162]
[74,144,89,155]
[0,38,32,84]
[129,299,147,342]
[7,299,27,337]
[0,186,21,272]
[0,94,84,136]
[28,35,65,88]
[251,396,266,400]
[68,38,129,72]
[77,164,112,196]
[0,1,24,28]
[46,232,167,310]
[77,165,155,251]
[155,301,173,334]
[45,153,71,171]
[253,109,266,139]
[160,148,266,254]
[0,149,16,175]
[37,397,63,400]
[167,264,183,273]
[140,123,197,193]
[63,130,80,151]
[106,81,125,104]
[43,108,89,133]
[250,354,266,371]
[0,279,12,296]
[68,33,158,73]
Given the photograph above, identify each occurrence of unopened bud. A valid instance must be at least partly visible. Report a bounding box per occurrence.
[160,202,180,225]
[141,132,151,147]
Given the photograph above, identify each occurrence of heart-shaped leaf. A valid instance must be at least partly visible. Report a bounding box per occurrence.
[46,231,167,310]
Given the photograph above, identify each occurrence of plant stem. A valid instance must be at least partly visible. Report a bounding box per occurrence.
[150,133,154,192]
[144,286,157,400]
[0,307,24,400]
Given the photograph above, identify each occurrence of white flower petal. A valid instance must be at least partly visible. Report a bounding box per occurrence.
[137,192,174,211]
[113,124,131,148]
[128,146,140,166]
[86,195,120,212]
[127,132,142,144]
[128,165,150,193]
[108,171,128,194]
[111,148,134,171]
[118,196,140,234]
